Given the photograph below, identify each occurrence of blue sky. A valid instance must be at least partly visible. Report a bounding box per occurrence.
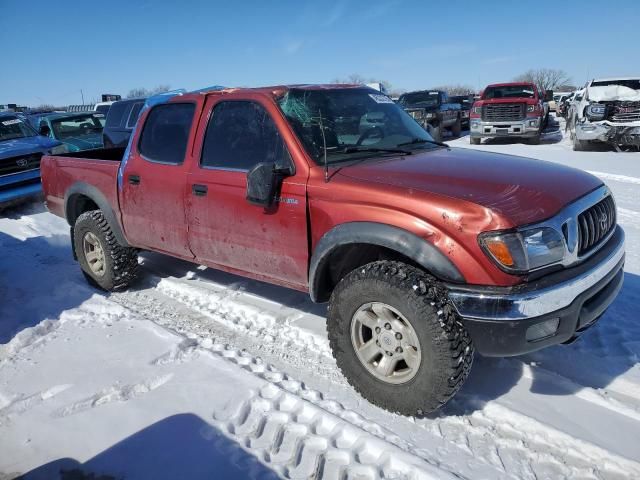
[2,0,639,105]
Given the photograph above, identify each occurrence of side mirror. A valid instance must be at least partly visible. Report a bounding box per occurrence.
[246,162,282,207]
[39,124,51,137]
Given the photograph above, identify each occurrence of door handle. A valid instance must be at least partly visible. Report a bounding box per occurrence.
[192,184,208,196]
[128,175,140,185]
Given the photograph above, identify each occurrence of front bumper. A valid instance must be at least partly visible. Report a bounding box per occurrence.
[470,118,541,138]
[576,121,640,146]
[448,226,625,356]
[0,169,42,204]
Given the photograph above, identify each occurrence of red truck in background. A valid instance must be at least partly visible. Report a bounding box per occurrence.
[41,84,624,415]
[470,82,551,145]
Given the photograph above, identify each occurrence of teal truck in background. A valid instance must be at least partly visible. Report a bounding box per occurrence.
[27,112,104,152]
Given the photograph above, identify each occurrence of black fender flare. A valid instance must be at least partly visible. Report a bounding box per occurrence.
[64,182,130,247]
[309,221,465,302]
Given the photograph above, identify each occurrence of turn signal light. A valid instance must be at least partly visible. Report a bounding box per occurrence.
[484,239,515,266]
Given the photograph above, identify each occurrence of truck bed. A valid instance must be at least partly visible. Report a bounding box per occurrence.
[41,148,125,222]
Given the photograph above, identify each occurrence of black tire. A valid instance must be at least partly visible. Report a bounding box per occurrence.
[470,136,481,145]
[451,117,462,137]
[429,124,442,143]
[528,133,541,145]
[73,210,139,291]
[573,135,589,151]
[327,261,474,415]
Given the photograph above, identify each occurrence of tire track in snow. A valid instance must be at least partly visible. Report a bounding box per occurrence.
[113,279,640,480]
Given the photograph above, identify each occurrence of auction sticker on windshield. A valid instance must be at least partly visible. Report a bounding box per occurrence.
[2,119,22,126]
[369,94,394,104]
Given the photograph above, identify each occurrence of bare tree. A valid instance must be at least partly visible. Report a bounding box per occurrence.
[432,84,476,96]
[126,85,171,99]
[513,69,571,91]
[331,74,400,95]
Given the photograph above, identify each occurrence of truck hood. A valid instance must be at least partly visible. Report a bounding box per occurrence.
[336,147,603,226]
[0,135,60,160]
[403,105,439,112]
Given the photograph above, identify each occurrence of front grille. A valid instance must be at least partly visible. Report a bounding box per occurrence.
[0,152,43,177]
[607,101,640,123]
[482,103,525,122]
[577,196,616,256]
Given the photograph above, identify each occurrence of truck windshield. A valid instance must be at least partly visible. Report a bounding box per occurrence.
[0,116,37,142]
[51,114,104,139]
[398,92,440,107]
[278,88,436,165]
[483,85,536,99]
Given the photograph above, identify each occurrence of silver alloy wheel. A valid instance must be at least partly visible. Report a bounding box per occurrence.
[83,231,106,277]
[350,302,422,384]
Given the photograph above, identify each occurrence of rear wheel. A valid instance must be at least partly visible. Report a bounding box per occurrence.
[327,261,474,415]
[73,210,139,291]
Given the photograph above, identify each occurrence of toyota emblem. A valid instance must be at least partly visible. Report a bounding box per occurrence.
[599,212,608,231]
[16,158,28,167]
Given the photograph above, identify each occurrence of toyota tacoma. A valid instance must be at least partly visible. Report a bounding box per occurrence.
[40,85,625,415]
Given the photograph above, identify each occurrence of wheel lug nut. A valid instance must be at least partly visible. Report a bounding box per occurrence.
[396,347,403,353]
[384,323,391,330]
[375,327,381,334]
[388,351,393,356]
[395,332,402,340]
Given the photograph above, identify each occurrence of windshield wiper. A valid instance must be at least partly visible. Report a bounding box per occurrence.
[397,138,448,148]
[342,146,412,155]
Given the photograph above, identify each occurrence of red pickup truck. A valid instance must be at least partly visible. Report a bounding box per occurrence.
[470,82,550,145]
[41,85,625,415]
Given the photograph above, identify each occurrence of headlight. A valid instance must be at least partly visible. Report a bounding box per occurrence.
[480,227,565,273]
[586,103,606,121]
[472,106,482,114]
[49,144,68,155]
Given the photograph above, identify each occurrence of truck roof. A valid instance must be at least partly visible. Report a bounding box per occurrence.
[485,82,536,88]
[178,83,366,101]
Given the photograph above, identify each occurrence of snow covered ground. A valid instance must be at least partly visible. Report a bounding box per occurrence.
[1,116,640,479]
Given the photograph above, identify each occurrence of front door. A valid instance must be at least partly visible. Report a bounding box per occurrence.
[186,98,308,288]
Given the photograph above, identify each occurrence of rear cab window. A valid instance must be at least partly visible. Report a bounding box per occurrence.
[105,102,129,128]
[138,103,195,165]
[126,102,144,129]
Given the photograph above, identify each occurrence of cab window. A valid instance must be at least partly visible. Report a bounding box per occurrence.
[200,101,290,171]
[138,103,195,165]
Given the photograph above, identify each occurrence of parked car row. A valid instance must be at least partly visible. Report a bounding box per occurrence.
[0,93,150,207]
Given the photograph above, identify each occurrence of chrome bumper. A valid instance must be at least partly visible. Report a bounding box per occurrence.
[470,118,540,137]
[448,227,625,321]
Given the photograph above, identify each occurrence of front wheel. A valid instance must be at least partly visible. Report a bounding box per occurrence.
[428,124,442,143]
[73,210,139,291]
[451,117,462,137]
[327,261,474,415]
[470,136,481,145]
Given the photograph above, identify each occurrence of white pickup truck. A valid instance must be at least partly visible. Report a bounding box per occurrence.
[570,77,640,151]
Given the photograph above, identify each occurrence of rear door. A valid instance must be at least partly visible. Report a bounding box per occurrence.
[186,95,309,288]
[119,101,196,258]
